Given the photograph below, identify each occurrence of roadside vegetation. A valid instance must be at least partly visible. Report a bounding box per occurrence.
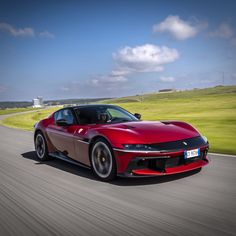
[1,86,236,154]
[0,107,38,115]
[102,86,236,155]
[0,107,61,131]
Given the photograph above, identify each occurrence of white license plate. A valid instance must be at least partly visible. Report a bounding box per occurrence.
[184,148,200,159]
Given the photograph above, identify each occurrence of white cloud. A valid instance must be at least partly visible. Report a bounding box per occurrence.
[85,44,179,91]
[110,70,131,76]
[89,74,127,87]
[0,22,34,37]
[60,76,129,97]
[113,44,179,73]
[39,30,55,39]
[209,23,234,39]
[160,76,175,82]
[153,15,207,40]
[60,73,128,95]
[0,22,54,39]
[61,44,179,96]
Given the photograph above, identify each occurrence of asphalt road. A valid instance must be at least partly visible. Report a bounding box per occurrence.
[0,120,236,236]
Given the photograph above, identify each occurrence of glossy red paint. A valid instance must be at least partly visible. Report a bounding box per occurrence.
[132,158,208,176]
[91,121,200,149]
[34,105,209,178]
[113,145,209,174]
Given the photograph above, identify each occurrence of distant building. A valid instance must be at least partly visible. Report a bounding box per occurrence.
[33,96,43,108]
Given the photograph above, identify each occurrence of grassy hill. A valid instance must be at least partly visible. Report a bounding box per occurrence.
[101,86,236,154]
[1,86,236,154]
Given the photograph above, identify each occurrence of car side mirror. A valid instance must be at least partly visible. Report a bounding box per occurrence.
[134,113,141,120]
[56,119,69,126]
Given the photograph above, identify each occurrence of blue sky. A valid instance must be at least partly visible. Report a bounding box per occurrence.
[0,0,236,101]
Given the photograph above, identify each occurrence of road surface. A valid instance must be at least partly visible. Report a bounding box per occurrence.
[0,120,236,236]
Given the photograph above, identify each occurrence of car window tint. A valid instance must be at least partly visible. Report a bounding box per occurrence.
[55,109,75,125]
[63,109,75,125]
[107,108,128,119]
[54,111,62,121]
[76,108,98,124]
[74,106,138,124]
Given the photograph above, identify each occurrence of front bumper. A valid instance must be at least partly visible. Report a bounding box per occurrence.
[114,145,209,177]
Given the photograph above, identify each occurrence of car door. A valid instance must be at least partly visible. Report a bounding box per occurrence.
[47,108,77,158]
[72,107,97,166]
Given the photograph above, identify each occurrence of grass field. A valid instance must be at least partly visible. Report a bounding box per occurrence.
[0,107,61,131]
[1,86,236,154]
[0,107,38,115]
[102,86,236,154]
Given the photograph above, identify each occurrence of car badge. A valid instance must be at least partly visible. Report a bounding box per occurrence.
[183,141,188,146]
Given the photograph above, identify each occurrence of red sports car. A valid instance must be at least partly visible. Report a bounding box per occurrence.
[34,104,209,181]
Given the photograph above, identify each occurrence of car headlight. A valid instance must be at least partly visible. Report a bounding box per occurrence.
[123,144,157,151]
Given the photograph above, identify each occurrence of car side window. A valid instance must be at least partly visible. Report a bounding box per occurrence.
[75,108,95,124]
[54,111,62,121]
[107,108,127,119]
[54,109,76,125]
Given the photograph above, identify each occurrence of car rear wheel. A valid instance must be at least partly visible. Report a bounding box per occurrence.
[91,139,117,181]
[35,132,49,161]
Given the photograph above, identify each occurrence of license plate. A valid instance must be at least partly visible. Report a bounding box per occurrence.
[184,148,200,159]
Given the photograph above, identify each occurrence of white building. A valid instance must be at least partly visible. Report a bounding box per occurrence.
[33,96,43,108]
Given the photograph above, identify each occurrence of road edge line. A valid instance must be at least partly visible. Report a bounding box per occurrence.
[209,152,236,158]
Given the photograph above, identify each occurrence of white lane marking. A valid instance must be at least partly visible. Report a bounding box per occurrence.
[209,152,236,158]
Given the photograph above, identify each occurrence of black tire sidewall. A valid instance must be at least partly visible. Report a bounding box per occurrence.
[35,131,49,161]
[90,138,117,181]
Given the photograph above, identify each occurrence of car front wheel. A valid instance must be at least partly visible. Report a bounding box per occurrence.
[35,132,49,161]
[90,139,117,181]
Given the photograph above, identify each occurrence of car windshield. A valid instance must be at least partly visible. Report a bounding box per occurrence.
[74,105,139,125]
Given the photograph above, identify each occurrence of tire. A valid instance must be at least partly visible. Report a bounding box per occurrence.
[90,138,117,181]
[34,132,49,161]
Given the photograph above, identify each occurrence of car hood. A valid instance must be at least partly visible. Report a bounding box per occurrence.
[99,121,200,144]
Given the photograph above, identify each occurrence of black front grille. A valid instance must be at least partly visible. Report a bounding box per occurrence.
[149,136,207,152]
[148,150,207,172]
[125,149,208,174]
[165,156,181,168]
[148,157,182,171]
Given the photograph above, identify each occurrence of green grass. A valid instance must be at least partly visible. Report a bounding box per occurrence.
[0,107,38,115]
[1,86,236,154]
[0,107,61,131]
[101,86,236,155]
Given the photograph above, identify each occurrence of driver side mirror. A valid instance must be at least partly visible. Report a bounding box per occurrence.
[134,113,141,120]
[56,119,69,127]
